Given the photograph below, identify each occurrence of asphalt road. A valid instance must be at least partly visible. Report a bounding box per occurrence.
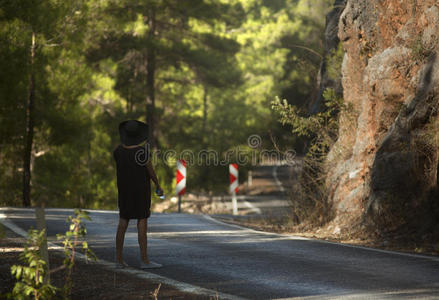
[1,208,439,299]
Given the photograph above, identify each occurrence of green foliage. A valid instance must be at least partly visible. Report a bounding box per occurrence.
[272,86,347,225]
[9,209,96,299]
[0,0,96,206]
[272,89,344,138]
[0,0,331,207]
[9,229,57,300]
[56,209,97,298]
[327,42,344,81]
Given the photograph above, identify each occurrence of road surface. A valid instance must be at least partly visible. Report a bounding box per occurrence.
[1,208,439,299]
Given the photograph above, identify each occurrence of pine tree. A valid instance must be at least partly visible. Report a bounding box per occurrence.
[89,0,243,148]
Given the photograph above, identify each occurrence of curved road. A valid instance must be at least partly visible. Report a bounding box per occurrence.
[1,208,439,299]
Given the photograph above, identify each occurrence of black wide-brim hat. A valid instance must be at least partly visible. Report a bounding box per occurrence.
[119,120,149,146]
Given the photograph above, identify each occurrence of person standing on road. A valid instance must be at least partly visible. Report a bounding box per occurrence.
[113,120,163,269]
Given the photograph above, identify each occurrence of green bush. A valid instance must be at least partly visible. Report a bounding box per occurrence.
[271,86,348,225]
[9,229,57,300]
[9,209,96,299]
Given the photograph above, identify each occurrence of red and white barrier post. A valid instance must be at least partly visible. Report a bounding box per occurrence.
[176,159,186,213]
[229,163,238,215]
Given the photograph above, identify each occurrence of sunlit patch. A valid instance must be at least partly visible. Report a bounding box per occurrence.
[148,230,253,237]
[0,245,63,253]
[0,247,26,253]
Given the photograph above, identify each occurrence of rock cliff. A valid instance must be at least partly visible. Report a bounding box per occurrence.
[326,0,439,231]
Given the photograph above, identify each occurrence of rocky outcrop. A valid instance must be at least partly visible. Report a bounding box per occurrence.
[326,0,439,230]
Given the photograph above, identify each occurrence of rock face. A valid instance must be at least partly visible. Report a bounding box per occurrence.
[326,0,439,230]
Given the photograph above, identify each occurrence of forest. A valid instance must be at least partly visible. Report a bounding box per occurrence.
[0,0,333,209]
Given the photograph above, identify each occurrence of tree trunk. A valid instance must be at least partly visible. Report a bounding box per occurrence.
[202,86,208,137]
[23,31,36,207]
[201,86,210,191]
[146,9,156,148]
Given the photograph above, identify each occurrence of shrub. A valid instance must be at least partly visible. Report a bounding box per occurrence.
[10,229,57,299]
[9,209,96,299]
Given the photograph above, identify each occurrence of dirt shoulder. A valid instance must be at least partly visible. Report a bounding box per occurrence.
[0,225,209,299]
[212,215,439,257]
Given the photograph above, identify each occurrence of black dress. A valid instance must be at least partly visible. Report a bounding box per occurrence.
[113,144,151,219]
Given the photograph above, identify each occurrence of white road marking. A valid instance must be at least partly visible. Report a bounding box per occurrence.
[243,200,262,214]
[149,230,253,236]
[273,165,286,192]
[274,286,439,300]
[214,198,289,211]
[0,209,245,300]
[202,215,308,240]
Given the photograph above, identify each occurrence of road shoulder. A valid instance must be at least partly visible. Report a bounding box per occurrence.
[211,214,439,258]
[0,222,209,299]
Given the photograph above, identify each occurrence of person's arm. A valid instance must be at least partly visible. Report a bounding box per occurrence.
[146,161,163,194]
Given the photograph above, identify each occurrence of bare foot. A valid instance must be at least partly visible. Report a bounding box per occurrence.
[140,261,162,269]
[141,259,151,264]
[115,260,128,268]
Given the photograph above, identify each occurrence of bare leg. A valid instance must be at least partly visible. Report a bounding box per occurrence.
[116,217,129,264]
[137,218,149,264]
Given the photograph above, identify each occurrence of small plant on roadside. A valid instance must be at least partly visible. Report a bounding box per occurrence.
[151,283,161,300]
[210,292,220,300]
[9,209,97,299]
[272,86,353,225]
[56,209,97,298]
[9,229,57,300]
